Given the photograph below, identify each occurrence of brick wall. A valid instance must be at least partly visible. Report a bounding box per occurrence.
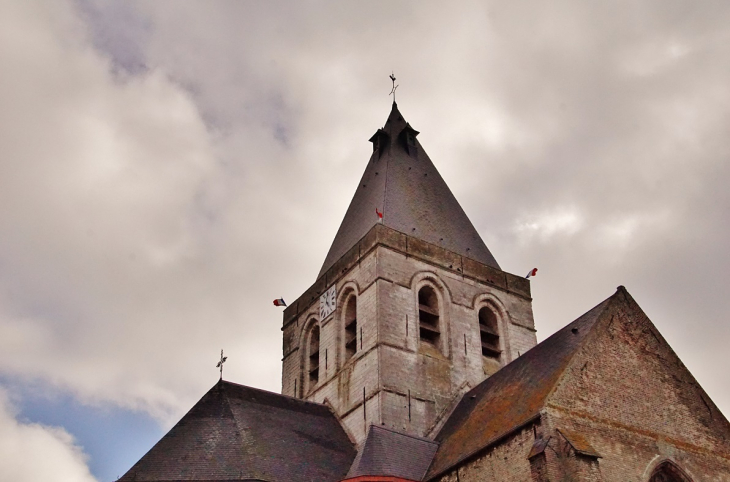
[434,425,536,482]
[541,296,730,481]
[433,292,730,481]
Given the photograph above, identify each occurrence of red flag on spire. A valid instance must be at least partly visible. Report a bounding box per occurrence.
[376,207,383,222]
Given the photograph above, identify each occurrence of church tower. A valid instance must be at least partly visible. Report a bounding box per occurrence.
[281,102,537,444]
[120,99,730,482]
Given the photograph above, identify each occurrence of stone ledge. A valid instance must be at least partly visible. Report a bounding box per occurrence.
[284,224,531,328]
[510,317,537,333]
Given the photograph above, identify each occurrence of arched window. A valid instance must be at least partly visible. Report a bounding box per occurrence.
[649,461,692,482]
[307,324,320,390]
[418,286,440,347]
[478,307,501,359]
[344,294,357,362]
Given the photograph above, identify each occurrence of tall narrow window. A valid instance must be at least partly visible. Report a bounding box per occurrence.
[344,295,357,362]
[308,325,320,389]
[418,286,440,346]
[478,307,501,359]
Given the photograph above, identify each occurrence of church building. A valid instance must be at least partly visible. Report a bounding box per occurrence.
[119,102,730,481]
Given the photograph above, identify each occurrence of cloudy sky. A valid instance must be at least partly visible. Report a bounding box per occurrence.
[1,1,729,480]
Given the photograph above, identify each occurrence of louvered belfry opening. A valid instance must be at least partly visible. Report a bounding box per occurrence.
[344,295,357,361]
[308,325,320,388]
[478,307,501,359]
[418,286,440,347]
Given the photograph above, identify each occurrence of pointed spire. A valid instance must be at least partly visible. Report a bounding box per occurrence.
[318,103,500,279]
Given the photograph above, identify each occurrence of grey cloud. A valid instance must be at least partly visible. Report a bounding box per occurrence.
[1,0,729,452]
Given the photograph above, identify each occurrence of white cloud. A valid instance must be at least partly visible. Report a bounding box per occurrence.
[1,0,729,452]
[514,206,585,244]
[0,390,97,482]
[0,0,225,421]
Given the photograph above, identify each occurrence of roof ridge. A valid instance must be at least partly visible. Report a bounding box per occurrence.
[369,424,440,446]
[220,379,329,410]
[454,291,616,405]
[121,378,357,481]
[426,289,621,480]
[537,289,621,410]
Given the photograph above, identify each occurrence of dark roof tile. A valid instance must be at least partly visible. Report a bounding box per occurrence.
[347,425,439,481]
[426,291,620,479]
[318,102,499,278]
[119,380,356,482]
[527,436,551,459]
[557,428,601,458]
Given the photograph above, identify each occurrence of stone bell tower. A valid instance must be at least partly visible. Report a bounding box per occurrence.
[281,102,537,445]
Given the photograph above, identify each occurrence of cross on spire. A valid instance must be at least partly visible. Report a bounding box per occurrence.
[216,349,227,380]
[389,72,398,103]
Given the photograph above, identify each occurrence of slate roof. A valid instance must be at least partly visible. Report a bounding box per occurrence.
[121,288,687,482]
[318,102,500,278]
[425,290,622,480]
[346,425,439,481]
[119,380,356,482]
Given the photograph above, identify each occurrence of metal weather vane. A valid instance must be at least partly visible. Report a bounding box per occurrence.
[389,72,398,102]
[216,349,227,380]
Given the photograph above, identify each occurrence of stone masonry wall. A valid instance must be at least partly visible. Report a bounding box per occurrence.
[281,224,537,445]
[281,248,380,443]
[375,246,536,436]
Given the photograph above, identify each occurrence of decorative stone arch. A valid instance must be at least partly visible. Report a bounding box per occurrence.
[410,271,454,304]
[336,280,360,306]
[647,459,693,482]
[472,293,512,369]
[411,271,452,357]
[298,315,320,356]
[471,291,508,315]
[337,281,360,366]
[299,316,322,395]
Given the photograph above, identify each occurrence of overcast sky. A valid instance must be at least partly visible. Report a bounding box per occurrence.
[1,1,729,480]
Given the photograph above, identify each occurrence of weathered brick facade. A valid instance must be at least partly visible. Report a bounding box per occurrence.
[430,289,730,481]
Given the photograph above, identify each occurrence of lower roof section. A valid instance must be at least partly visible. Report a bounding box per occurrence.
[346,425,438,481]
[425,293,612,479]
[119,380,356,482]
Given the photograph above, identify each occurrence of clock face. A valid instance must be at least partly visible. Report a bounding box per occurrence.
[319,285,337,320]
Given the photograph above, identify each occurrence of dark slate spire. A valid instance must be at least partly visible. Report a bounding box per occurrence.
[318,102,500,278]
